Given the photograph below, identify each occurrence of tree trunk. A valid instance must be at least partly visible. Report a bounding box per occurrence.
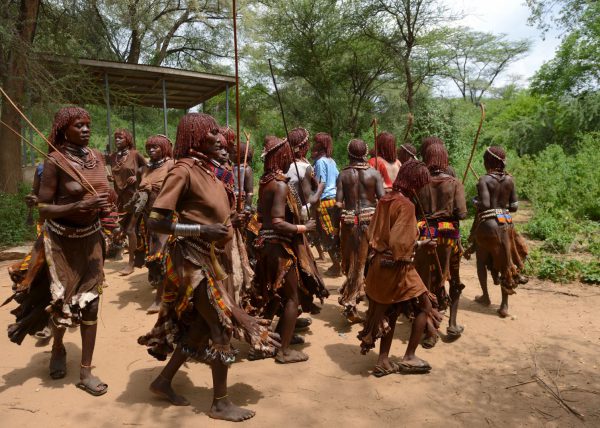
[126,2,141,64]
[404,56,415,112]
[0,0,40,194]
[127,28,141,64]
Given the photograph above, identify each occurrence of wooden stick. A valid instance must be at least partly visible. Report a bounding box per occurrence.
[242,130,251,169]
[505,379,536,389]
[371,118,378,170]
[0,86,98,195]
[232,0,242,213]
[462,103,485,185]
[241,129,251,210]
[401,113,414,144]
[469,164,480,180]
[267,59,311,220]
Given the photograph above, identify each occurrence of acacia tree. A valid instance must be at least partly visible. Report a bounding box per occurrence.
[443,28,530,104]
[249,0,393,136]
[0,0,41,193]
[87,0,232,67]
[364,0,459,112]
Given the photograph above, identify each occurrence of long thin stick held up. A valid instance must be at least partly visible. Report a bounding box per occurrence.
[0,86,98,195]
[232,0,242,212]
[267,59,310,219]
[0,119,95,194]
[462,103,485,185]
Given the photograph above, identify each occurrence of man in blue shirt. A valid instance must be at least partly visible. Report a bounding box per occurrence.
[312,132,341,277]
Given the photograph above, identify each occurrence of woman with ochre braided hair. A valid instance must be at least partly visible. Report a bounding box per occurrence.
[369,131,402,191]
[138,113,279,421]
[106,128,146,276]
[5,107,111,395]
[358,160,442,377]
[125,134,175,314]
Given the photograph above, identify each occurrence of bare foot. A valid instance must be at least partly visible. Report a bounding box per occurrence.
[474,295,491,306]
[345,308,364,324]
[147,302,160,314]
[119,265,135,276]
[208,397,255,422]
[275,349,309,364]
[497,306,509,318]
[149,376,190,406]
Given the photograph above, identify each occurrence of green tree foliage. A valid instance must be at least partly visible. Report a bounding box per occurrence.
[443,28,531,104]
[527,0,600,96]
[364,0,459,112]
[483,91,600,155]
[248,0,393,137]
[39,0,233,68]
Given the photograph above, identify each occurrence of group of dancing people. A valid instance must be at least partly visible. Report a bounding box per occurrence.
[3,106,528,422]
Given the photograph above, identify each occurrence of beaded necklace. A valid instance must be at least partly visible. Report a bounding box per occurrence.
[113,149,130,168]
[64,144,97,169]
[147,158,167,169]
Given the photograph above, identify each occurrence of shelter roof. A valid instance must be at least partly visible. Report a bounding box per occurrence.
[50,58,236,109]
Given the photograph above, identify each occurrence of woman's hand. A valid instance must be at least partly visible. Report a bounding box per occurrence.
[304,219,316,232]
[418,238,437,249]
[231,211,249,229]
[24,194,38,208]
[126,176,137,185]
[76,193,110,212]
[201,223,229,241]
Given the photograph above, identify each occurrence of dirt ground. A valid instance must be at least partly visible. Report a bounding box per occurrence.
[1,250,599,427]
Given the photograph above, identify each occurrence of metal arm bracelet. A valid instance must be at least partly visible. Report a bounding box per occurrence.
[173,223,203,237]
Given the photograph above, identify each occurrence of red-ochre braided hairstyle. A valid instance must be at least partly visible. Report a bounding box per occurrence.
[484,146,506,171]
[174,113,219,159]
[348,139,368,161]
[393,159,430,194]
[376,131,397,163]
[423,142,449,171]
[48,106,91,152]
[288,127,310,158]
[420,136,445,157]
[397,143,417,163]
[263,135,292,173]
[313,132,333,158]
[145,134,173,158]
[114,128,134,149]
[220,127,236,151]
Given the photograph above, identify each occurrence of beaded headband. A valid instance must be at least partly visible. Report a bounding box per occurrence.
[261,138,288,160]
[347,140,367,160]
[292,128,310,153]
[486,147,506,163]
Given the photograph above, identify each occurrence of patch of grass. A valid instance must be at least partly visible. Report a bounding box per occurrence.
[524,249,600,285]
[580,262,600,285]
[525,211,581,254]
[0,185,37,247]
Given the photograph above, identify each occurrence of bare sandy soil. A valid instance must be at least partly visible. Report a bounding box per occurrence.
[1,251,599,427]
